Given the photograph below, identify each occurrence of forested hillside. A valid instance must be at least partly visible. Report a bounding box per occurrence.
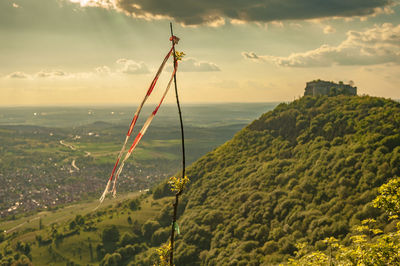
[157,95,400,264]
[2,96,400,265]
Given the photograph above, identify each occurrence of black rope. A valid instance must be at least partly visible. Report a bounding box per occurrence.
[169,22,186,266]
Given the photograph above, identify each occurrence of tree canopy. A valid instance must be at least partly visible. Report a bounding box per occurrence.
[153,95,400,264]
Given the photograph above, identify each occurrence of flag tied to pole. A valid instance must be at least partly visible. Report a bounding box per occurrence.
[99,36,183,203]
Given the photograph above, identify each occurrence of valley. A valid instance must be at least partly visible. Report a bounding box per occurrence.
[0,103,275,218]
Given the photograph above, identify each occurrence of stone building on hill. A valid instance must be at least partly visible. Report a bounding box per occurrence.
[304,80,357,97]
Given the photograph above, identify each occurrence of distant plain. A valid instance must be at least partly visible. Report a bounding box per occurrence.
[0,103,277,218]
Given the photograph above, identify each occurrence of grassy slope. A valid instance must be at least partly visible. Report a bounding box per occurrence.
[1,192,141,234]
[0,191,170,265]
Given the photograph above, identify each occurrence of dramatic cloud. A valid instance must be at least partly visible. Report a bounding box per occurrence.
[116,59,150,74]
[71,0,394,26]
[243,23,400,67]
[178,58,221,72]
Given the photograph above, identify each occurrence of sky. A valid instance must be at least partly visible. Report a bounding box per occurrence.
[1,0,400,106]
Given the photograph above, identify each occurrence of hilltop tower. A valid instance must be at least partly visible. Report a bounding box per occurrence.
[304,80,357,97]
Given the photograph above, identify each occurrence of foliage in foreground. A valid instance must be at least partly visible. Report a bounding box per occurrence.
[288,177,400,265]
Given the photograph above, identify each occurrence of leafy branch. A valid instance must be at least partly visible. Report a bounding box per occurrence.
[168,176,189,195]
[155,242,171,266]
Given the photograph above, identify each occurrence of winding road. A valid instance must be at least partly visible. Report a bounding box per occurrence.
[59,139,90,172]
[71,159,80,171]
[59,140,76,150]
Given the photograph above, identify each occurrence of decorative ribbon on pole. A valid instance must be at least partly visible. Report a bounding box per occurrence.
[99,43,179,203]
[110,63,178,198]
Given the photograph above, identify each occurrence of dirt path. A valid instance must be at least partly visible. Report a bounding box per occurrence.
[59,140,76,150]
[71,159,80,171]
[5,216,41,234]
[60,140,91,172]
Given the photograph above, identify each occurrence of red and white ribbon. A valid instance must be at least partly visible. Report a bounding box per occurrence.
[99,47,178,203]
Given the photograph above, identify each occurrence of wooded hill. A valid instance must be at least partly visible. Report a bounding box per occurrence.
[153,95,400,264]
[2,95,399,265]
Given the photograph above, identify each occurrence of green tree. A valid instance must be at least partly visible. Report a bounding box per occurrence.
[119,232,136,247]
[69,220,76,230]
[102,225,120,245]
[151,227,170,246]
[128,199,141,211]
[288,177,400,265]
[141,220,160,239]
[89,239,94,262]
[39,218,43,230]
[373,177,400,215]
[96,244,106,260]
[100,252,122,266]
[74,215,85,226]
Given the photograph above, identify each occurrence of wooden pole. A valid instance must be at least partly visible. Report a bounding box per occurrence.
[169,22,186,266]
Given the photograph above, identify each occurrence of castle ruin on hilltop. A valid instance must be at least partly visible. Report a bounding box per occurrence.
[304,80,357,97]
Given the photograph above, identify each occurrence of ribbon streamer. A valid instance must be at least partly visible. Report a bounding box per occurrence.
[110,62,178,198]
[99,46,179,203]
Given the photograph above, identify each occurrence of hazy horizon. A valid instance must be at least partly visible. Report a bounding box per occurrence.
[0,101,280,108]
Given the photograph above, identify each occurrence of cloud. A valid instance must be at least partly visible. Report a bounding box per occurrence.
[69,0,115,9]
[231,19,246,25]
[323,25,336,34]
[116,58,150,74]
[71,0,394,26]
[270,21,284,28]
[95,66,112,75]
[242,52,261,60]
[290,23,303,30]
[3,58,152,81]
[178,58,221,72]
[6,70,71,80]
[7,72,30,79]
[243,23,400,67]
[36,70,67,78]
